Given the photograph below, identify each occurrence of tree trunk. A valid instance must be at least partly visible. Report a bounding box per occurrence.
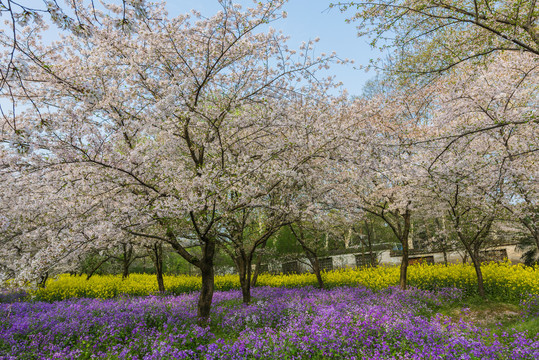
[291,225,324,289]
[122,260,130,279]
[37,272,49,288]
[469,250,486,298]
[251,240,268,287]
[399,239,409,290]
[442,243,448,266]
[521,219,539,254]
[364,220,377,267]
[310,255,324,289]
[151,242,165,293]
[197,238,215,326]
[440,217,449,265]
[399,211,412,290]
[235,254,252,304]
[241,263,252,304]
[368,235,376,267]
[250,257,261,288]
[121,243,133,279]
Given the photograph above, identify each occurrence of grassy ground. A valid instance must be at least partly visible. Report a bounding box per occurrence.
[434,296,539,337]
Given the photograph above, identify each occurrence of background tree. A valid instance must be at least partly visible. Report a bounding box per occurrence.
[338,0,539,76]
[333,91,431,290]
[219,204,288,303]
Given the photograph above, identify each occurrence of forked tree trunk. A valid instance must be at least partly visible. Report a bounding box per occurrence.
[234,254,252,304]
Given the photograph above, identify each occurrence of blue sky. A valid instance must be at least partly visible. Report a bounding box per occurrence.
[167,1,377,96]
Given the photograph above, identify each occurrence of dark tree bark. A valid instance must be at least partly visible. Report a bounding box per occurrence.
[197,237,216,325]
[521,217,539,255]
[149,242,165,293]
[310,255,324,289]
[398,211,412,290]
[121,243,133,279]
[37,271,49,288]
[234,251,252,304]
[230,239,270,304]
[433,218,449,266]
[470,252,486,298]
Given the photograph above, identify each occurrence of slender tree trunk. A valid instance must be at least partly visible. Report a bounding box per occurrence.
[522,219,539,254]
[197,238,215,325]
[363,220,377,267]
[368,236,376,267]
[86,256,112,280]
[251,240,268,287]
[399,211,412,290]
[442,242,448,266]
[399,238,409,290]
[151,242,165,293]
[250,257,261,288]
[121,243,133,279]
[440,217,449,266]
[469,250,486,298]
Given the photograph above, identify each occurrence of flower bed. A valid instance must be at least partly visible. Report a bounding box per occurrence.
[1,286,538,359]
[31,262,539,302]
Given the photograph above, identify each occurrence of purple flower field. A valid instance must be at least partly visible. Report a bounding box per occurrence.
[1,286,538,359]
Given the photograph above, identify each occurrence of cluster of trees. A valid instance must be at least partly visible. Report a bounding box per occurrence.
[0,0,537,323]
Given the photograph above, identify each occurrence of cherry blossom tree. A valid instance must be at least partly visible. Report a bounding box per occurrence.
[0,0,344,322]
[423,140,506,297]
[329,92,432,290]
[412,50,537,295]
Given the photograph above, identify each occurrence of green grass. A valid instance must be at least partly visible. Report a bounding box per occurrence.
[432,296,539,338]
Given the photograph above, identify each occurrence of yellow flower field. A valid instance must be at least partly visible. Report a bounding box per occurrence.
[32,262,539,301]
